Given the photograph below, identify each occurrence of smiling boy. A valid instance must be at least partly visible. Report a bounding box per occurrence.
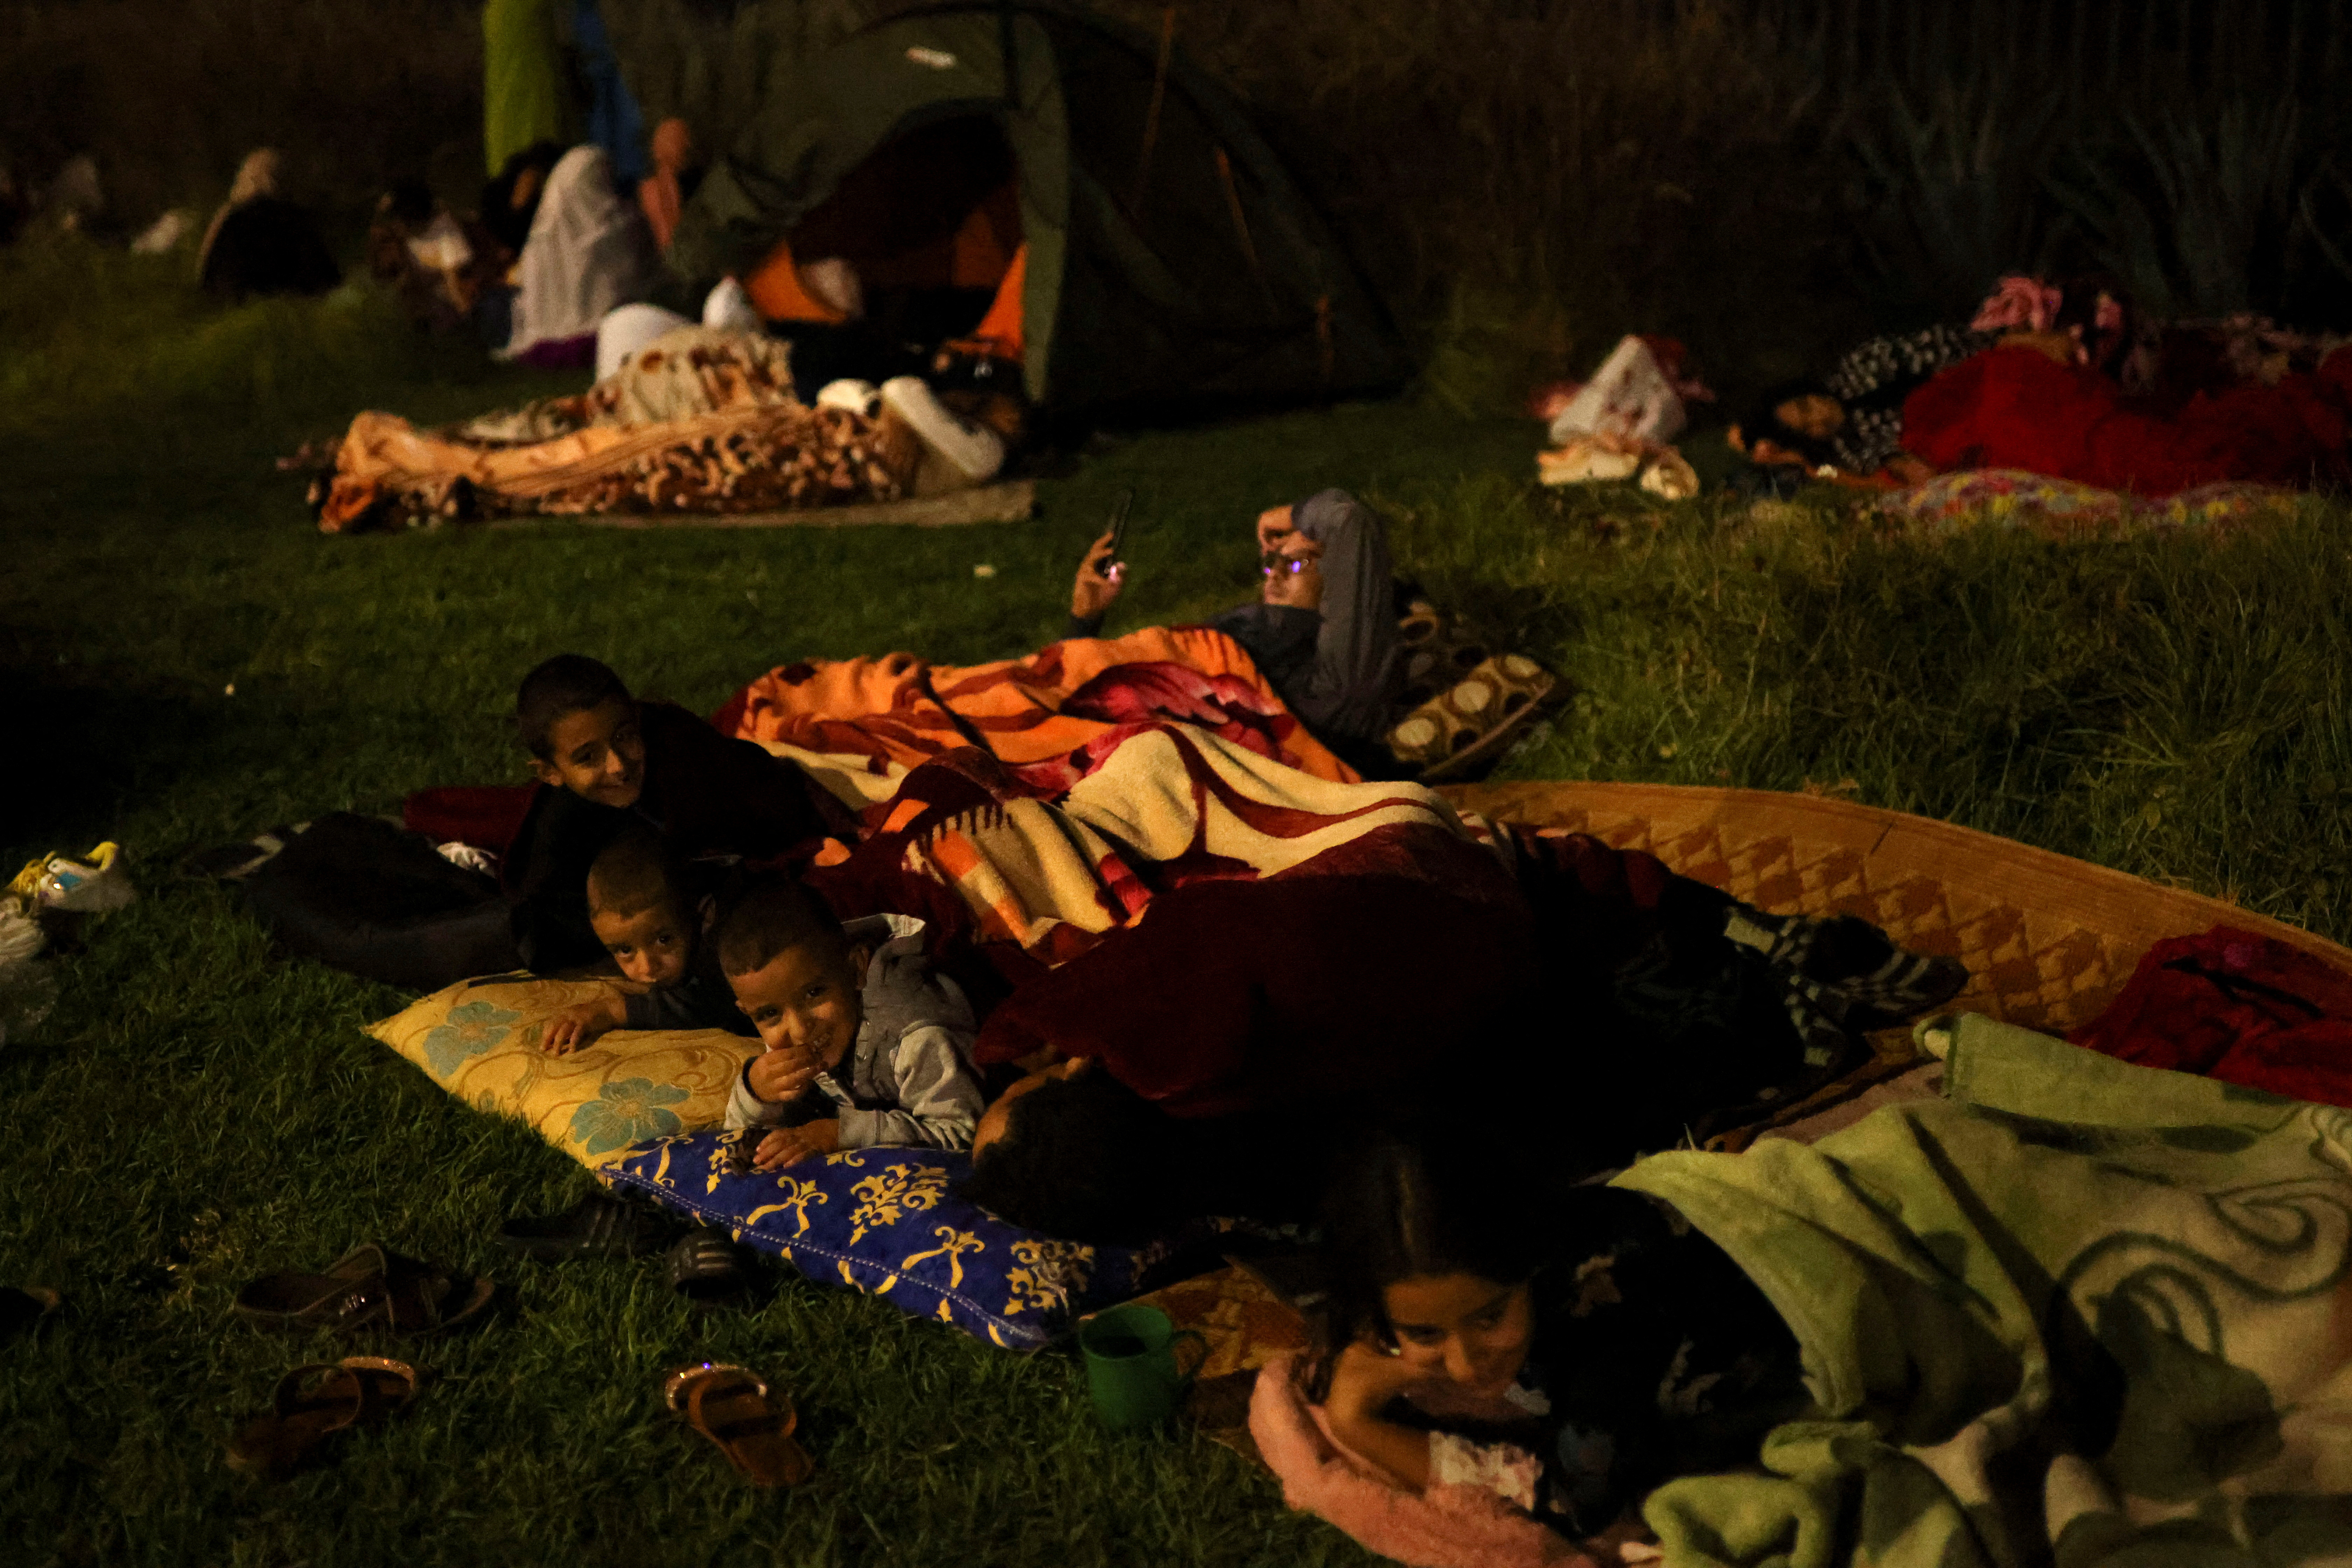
[503,654,836,974]
[714,876,982,1171]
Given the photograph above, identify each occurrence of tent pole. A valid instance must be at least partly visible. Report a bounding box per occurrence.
[1129,5,1177,217]
[999,0,1019,107]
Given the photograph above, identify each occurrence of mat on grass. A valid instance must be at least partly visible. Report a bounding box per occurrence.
[483,479,1035,531]
[1440,779,2352,1148]
[1871,469,2296,538]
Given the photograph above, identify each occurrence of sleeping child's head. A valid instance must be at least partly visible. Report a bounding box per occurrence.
[715,877,870,1070]
[585,827,693,988]
[517,653,643,809]
[962,1060,1178,1244]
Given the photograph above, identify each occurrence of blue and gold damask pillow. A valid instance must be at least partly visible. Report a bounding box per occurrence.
[600,1130,1167,1350]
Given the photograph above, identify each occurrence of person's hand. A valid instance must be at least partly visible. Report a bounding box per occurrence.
[1323,1336,1435,1425]
[753,1119,840,1171]
[539,996,623,1055]
[1071,529,1126,621]
[1255,504,1296,554]
[748,1041,825,1104]
[1259,534,1323,610]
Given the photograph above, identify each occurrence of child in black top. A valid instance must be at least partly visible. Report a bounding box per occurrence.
[538,827,752,1052]
[504,653,838,974]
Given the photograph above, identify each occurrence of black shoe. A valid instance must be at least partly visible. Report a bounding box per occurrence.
[664,1227,759,1314]
[498,1192,678,1263]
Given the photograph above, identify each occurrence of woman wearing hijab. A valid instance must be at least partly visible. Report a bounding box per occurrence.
[197,149,340,301]
[502,145,658,368]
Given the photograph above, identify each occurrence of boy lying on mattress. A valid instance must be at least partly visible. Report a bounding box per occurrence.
[543,836,982,1167]
[712,875,982,1170]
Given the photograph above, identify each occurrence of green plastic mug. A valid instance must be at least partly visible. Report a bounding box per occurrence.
[1078,1304,1208,1432]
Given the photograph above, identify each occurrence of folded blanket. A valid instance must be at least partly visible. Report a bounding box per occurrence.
[1621,1013,2352,1568]
[2071,924,2352,1108]
[719,625,1356,790]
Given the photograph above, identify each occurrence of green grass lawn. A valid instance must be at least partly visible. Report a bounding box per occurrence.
[5,234,2351,1566]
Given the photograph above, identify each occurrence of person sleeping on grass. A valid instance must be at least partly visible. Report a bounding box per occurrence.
[536,826,754,1052]
[504,653,841,976]
[1066,487,1401,772]
[714,875,983,1170]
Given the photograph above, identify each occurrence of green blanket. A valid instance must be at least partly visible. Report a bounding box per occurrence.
[1617,1015,2352,1567]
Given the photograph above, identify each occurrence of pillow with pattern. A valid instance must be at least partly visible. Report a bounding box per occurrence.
[600,1129,1171,1350]
[368,974,760,1168]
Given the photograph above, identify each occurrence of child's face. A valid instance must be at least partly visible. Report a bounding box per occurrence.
[729,941,870,1071]
[532,699,645,809]
[591,899,691,987]
[1380,1273,1536,1396]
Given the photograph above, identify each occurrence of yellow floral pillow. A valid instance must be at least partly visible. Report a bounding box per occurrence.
[367,974,760,1168]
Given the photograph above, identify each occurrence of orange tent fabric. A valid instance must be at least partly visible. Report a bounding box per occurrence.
[955,241,1027,363]
[743,236,850,324]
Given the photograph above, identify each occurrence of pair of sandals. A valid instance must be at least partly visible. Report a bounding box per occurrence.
[221,1244,486,1483]
[499,1191,758,1312]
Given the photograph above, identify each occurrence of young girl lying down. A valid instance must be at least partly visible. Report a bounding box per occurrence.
[1260,1125,1807,1555]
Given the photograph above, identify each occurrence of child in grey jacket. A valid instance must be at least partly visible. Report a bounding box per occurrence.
[716,877,982,1172]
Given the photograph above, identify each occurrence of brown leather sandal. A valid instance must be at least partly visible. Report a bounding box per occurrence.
[233,1243,493,1339]
[225,1356,421,1480]
[663,1362,814,1488]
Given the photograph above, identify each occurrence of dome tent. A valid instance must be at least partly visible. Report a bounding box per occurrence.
[629,1,1408,414]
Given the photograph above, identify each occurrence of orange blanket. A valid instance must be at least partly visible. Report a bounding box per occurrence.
[719,626,1357,791]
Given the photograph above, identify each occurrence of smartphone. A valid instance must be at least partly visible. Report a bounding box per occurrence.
[1103,489,1133,567]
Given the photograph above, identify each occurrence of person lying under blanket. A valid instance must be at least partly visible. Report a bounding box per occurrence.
[960,839,1964,1242]
[1068,488,1402,775]
[1733,276,2352,496]
[505,654,843,975]
[1259,1016,2352,1567]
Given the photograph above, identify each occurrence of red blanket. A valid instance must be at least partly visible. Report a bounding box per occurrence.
[1903,344,2352,497]
[2070,925,2352,1106]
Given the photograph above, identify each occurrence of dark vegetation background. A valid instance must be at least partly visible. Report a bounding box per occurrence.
[10,0,2352,409]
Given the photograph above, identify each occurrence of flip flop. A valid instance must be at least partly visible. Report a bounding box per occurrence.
[1387,653,1559,782]
[0,1286,59,1344]
[664,1228,756,1313]
[233,1243,494,1339]
[226,1356,421,1480]
[663,1362,814,1488]
[498,1192,677,1263]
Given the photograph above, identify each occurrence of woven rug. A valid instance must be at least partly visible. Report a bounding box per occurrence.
[1442,781,2350,1036]
[1124,1260,1310,1464]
